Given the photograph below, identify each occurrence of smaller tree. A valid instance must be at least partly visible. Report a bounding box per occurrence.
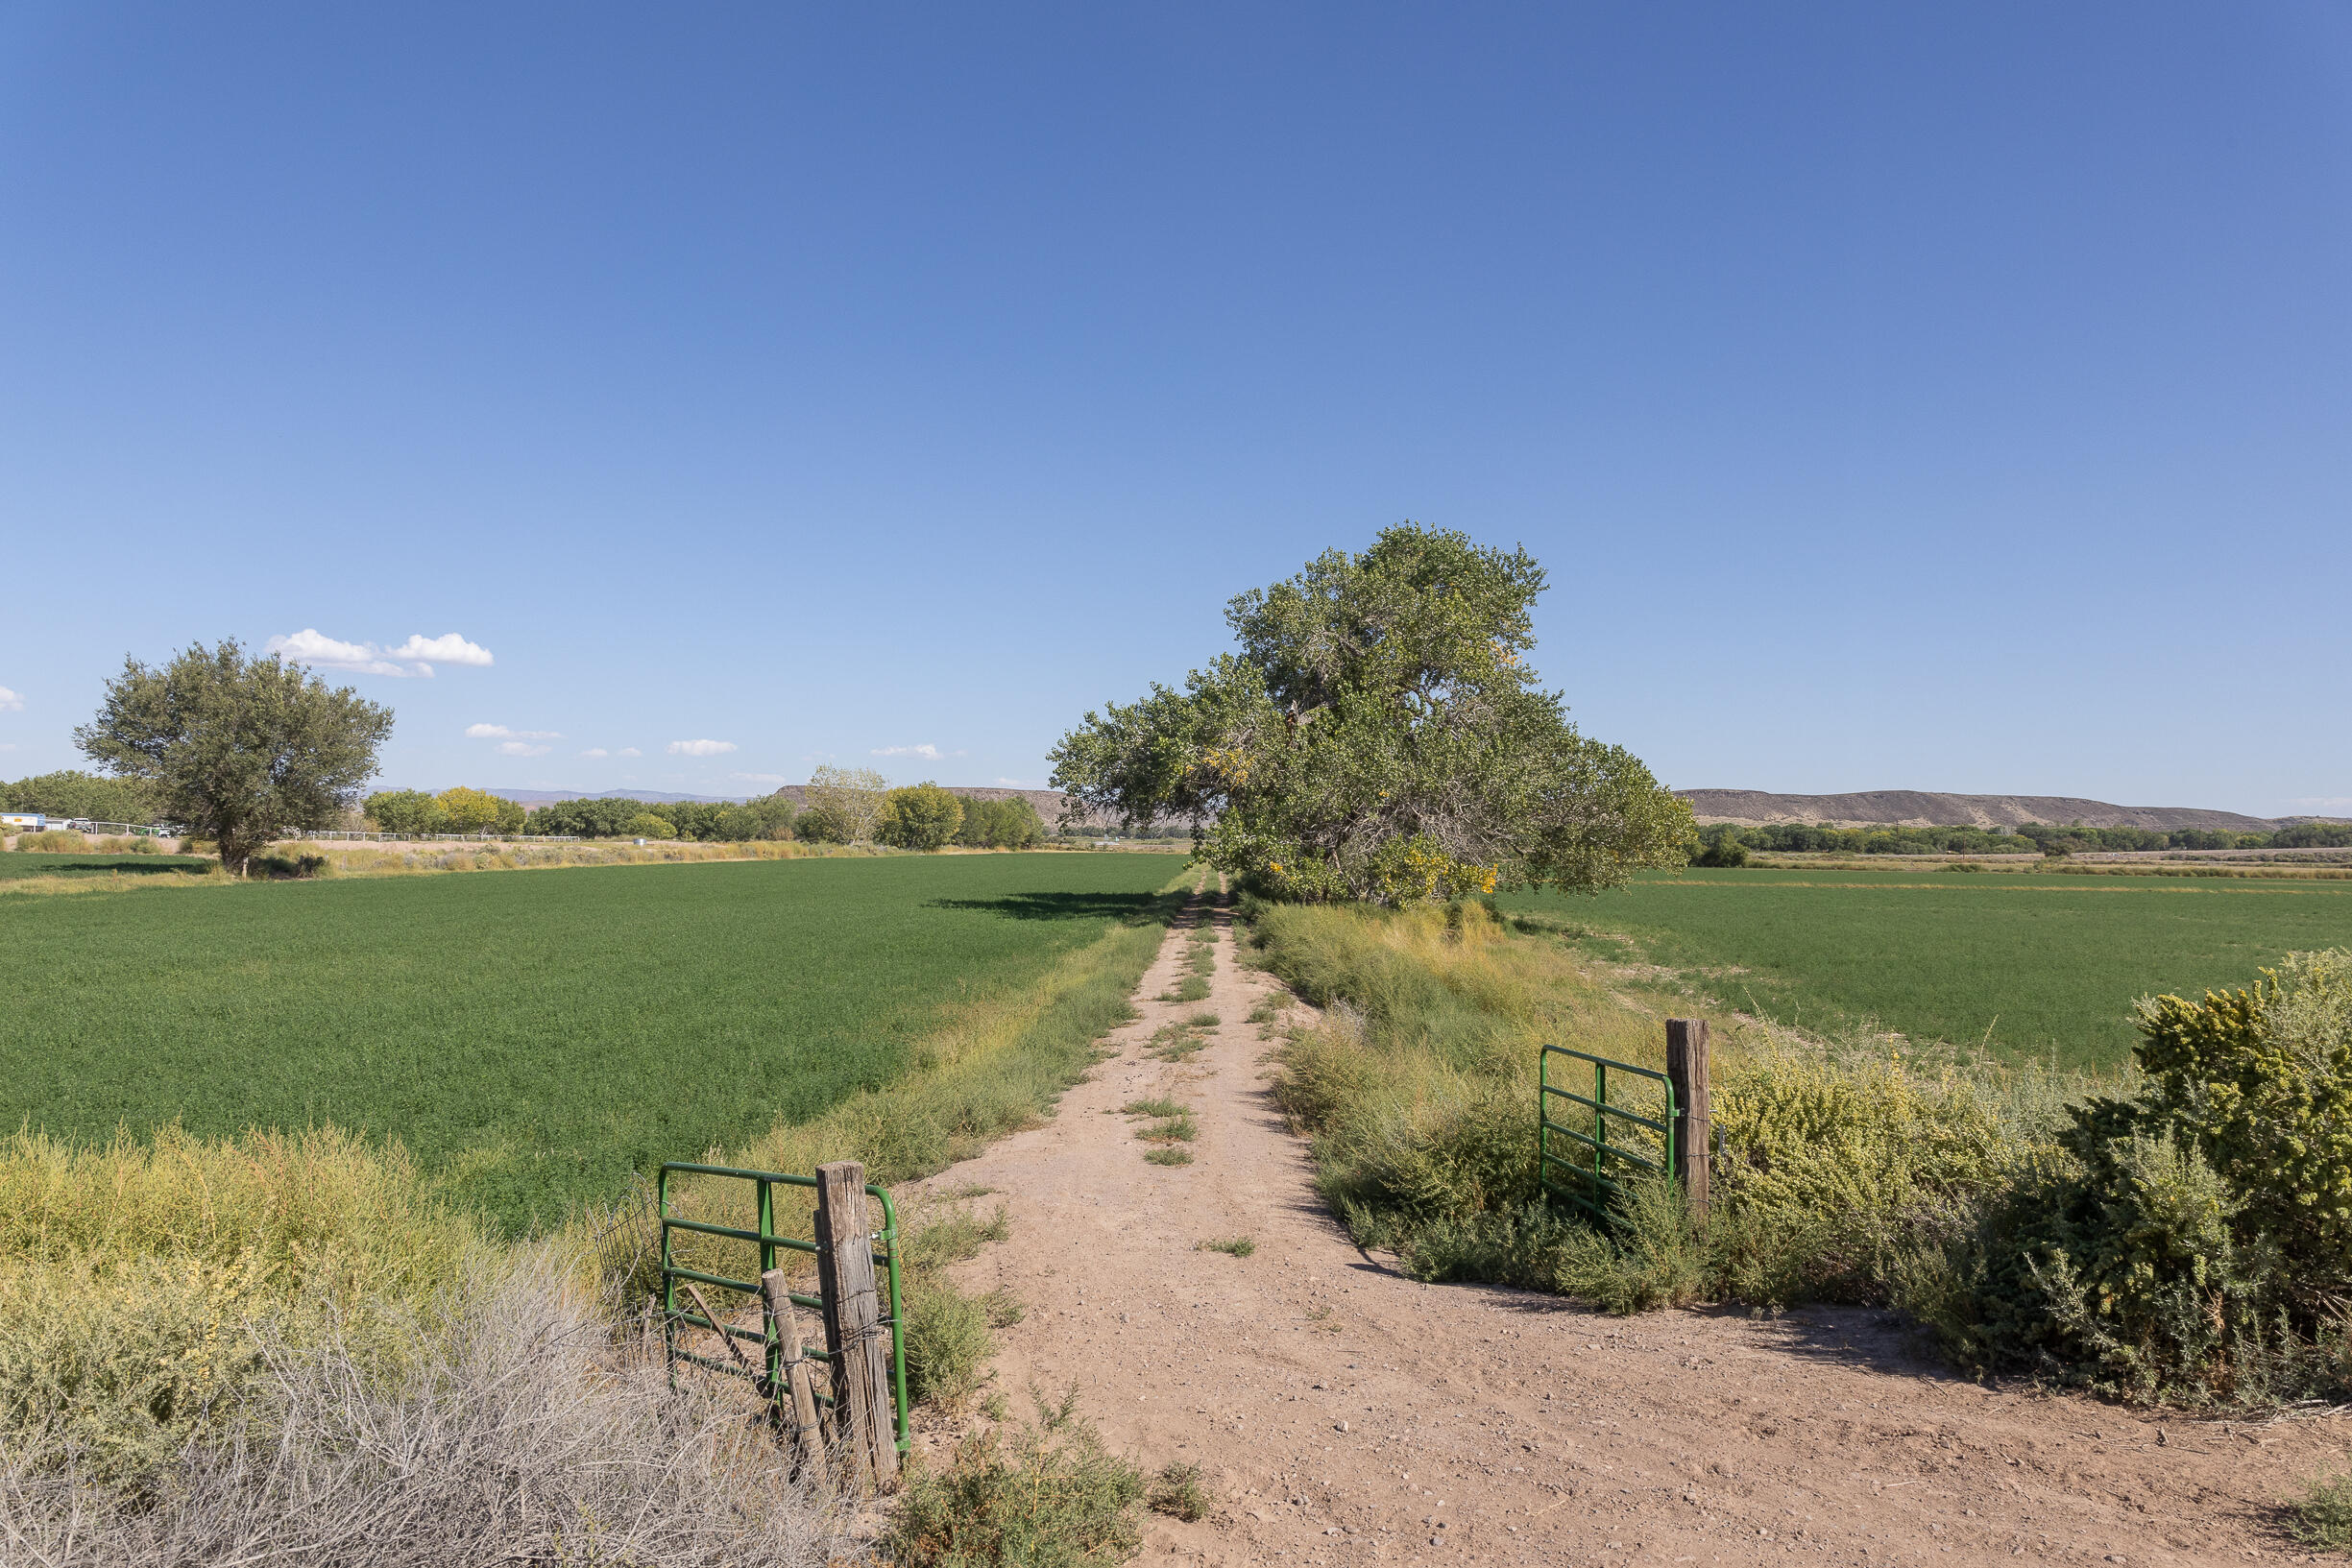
[745,792,799,840]
[76,640,393,876]
[365,789,444,834]
[954,795,1046,849]
[624,812,675,839]
[795,804,852,843]
[805,765,888,843]
[1690,825,1750,868]
[877,783,964,850]
[435,785,507,832]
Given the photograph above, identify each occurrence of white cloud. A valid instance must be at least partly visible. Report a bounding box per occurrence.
[872,743,968,761]
[466,723,560,740]
[268,629,409,677]
[268,628,493,678]
[497,741,551,758]
[580,747,610,759]
[0,686,21,712]
[2290,797,2352,810]
[389,632,493,667]
[731,771,790,785]
[667,739,737,758]
[618,747,643,758]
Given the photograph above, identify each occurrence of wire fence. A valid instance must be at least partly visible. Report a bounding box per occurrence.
[287,829,582,843]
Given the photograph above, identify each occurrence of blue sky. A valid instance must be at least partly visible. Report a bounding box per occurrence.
[2,4,2346,815]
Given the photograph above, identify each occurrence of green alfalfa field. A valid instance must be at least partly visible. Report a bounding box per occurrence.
[1506,866,2352,1070]
[0,852,1183,1229]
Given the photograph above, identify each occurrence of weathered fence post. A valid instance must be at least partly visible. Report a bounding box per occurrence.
[1664,1019,1711,1220]
[762,1267,830,1486]
[815,1161,899,1488]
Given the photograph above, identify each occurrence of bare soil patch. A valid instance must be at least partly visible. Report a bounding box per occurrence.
[910,892,2348,1565]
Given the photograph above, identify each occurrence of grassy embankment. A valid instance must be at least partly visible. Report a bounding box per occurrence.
[1254,896,2034,1310]
[0,855,1199,1556]
[1251,891,2352,1408]
[1505,866,2352,1071]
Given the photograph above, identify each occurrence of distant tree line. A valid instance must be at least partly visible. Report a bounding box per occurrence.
[2015,820,2352,853]
[0,770,159,823]
[364,786,527,835]
[355,780,1050,849]
[1688,819,2352,863]
[517,794,799,842]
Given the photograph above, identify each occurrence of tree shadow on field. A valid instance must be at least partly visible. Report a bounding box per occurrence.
[1,856,209,880]
[927,892,1162,923]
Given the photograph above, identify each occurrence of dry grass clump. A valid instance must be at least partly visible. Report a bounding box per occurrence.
[0,1127,484,1478]
[885,1387,1141,1568]
[0,1252,850,1567]
[12,830,89,853]
[1132,1114,1198,1146]
[1148,1459,1210,1521]
[1145,1015,1214,1061]
[900,1202,1024,1411]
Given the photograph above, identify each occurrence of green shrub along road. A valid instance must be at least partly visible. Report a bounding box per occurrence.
[0,853,1177,1228]
[1506,868,2352,1070]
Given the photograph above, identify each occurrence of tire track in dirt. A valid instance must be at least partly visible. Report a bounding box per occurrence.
[909,887,2346,1565]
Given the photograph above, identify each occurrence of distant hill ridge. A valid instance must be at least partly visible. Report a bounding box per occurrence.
[1677,788,2342,832]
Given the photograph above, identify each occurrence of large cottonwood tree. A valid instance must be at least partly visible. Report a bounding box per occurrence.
[1051,525,1694,903]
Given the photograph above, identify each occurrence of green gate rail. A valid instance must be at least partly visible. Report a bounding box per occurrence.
[1539,1046,1679,1222]
[657,1161,910,1454]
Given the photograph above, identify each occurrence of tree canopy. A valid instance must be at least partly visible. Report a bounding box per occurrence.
[76,639,394,875]
[805,765,887,843]
[875,783,964,850]
[434,785,513,833]
[364,788,442,834]
[1050,525,1694,903]
[954,794,1046,850]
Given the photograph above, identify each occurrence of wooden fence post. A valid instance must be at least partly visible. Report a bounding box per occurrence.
[815,1161,899,1489]
[1664,1019,1711,1220]
[762,1268,830,1487]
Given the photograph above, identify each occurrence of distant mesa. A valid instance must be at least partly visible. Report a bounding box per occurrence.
[1676,788,2341,833]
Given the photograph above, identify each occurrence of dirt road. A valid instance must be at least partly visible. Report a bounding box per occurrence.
[913,892,2348,1565]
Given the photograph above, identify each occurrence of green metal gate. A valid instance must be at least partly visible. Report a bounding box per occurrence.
[657,1161,911,1454]
[1538,1046,1679,1222]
